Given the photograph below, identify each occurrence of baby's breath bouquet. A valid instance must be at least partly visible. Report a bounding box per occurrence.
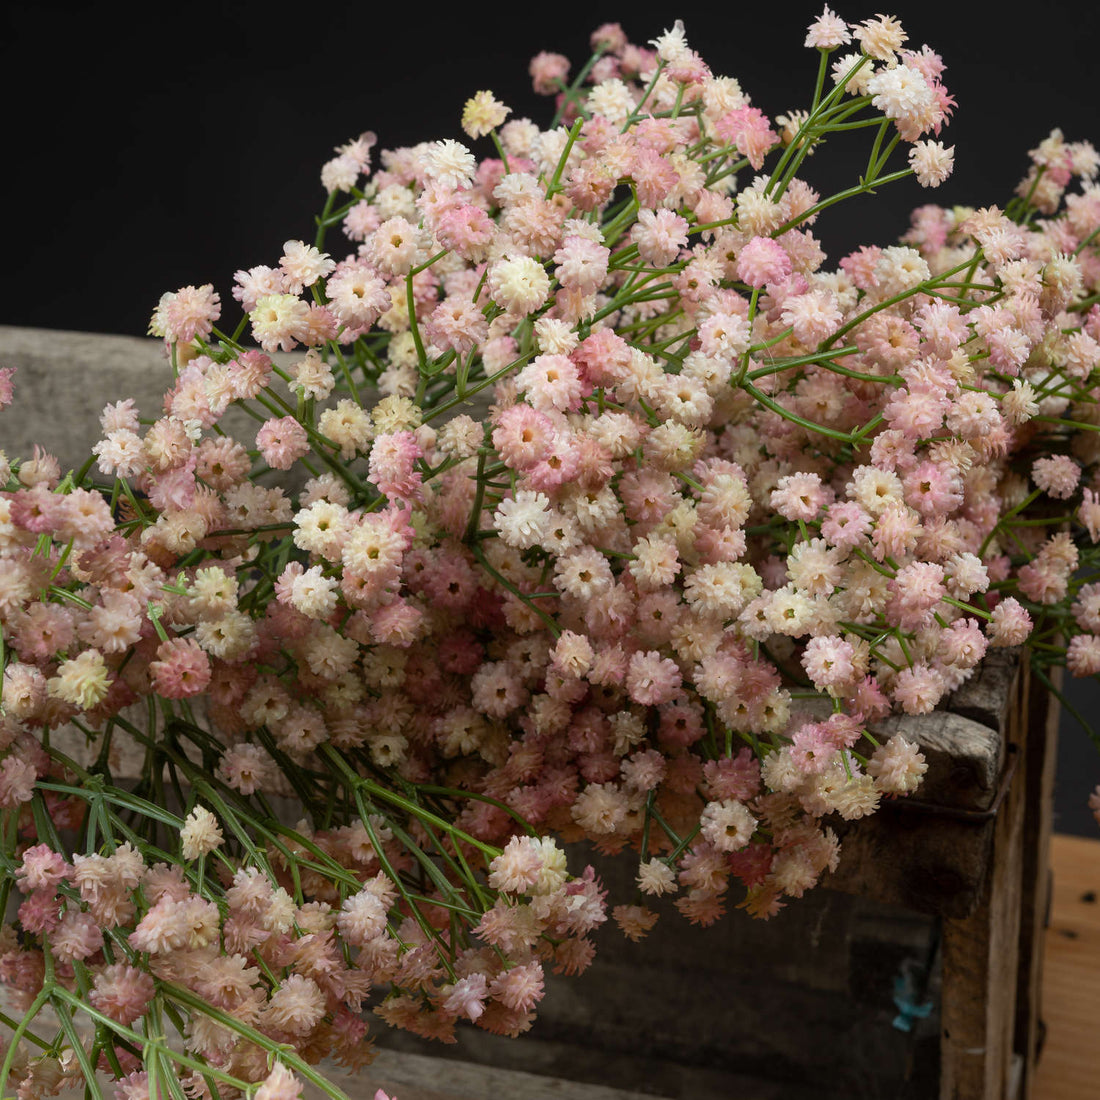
[2,8,1100,1099]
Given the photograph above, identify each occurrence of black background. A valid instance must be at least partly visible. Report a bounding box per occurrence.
[4,2,1100,831]
[9,3,1100,339]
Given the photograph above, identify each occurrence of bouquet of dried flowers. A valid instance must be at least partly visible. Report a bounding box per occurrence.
[2,8,1099,1099]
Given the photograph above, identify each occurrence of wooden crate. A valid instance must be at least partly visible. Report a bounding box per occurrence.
[1,325,1062,1100]
[369,650,1057,1100]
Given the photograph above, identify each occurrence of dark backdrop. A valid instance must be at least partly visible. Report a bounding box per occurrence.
[4,1,1100,832]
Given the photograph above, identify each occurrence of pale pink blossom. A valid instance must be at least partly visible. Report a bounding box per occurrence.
[737,236,792,288]
[986,597,1032,646]
[1032,455,1081,500]
[805,6,851,49]
[257,416,310,470]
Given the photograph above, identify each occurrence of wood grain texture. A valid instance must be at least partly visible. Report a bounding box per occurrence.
[938,653,1030,1100]
[1033,834,1100,1100]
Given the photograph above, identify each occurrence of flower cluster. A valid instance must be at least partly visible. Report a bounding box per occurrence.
[3,9,1100,1099]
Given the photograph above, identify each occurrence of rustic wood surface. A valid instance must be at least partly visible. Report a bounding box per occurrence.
[1033,834,1100,1100]
[939,656,1029,1099]
[1017,665,1062,1099]
[320,833,1100,1099]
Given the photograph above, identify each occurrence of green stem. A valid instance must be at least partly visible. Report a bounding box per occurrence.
[470,541,561,637]
[0,984,55,1099]
[163,984,351,1100]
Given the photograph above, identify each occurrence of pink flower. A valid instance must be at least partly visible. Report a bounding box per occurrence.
[230,349,273,399]
[442,973,489,1021]
[887,561,946,631]
[891,663,945,715]
[257,416,310,470]
[986,597,1032,647]
[492,404,557,470]
[279,240,335,293]
[625,650,682,706]
[326,260,391,330]
[0,755,38,807]
[365,215,424,275]
[789,722,836,774]
[425,295,489,354]
[370,599,424,647]
[8,485,62,533]
[1080,489,1100,542]
[233,265,284,311]
[255,1063,303,1100]
[613,904,660,942]
[902,461,962,517]
[715,107,778,170]
[471,660,529,718]
[1067,635,1100,677]
[632,208,690,267]
[488,836,545,894]
[90,964,156,1026]
[736,236,792,288]
[489,960,545,1012]
[840,245,882,289]
[700,799,757,851]
[883,387,947,438]
[530,50,569,95]
[853,13,907,62]
[802,636,857,693]
[572,329,632,388]
[770,472,827,521]
[19,889,62,933]
[820,501,871,549]
[805,6,851,49]
[554,235,610,294]
[781,290,842,345]
[369,431,424,503]
[266,974,327,1035]
[1017,558,1068,606]
[909,140,955,187]
[162,284,220,344]
[0,367,14,409]
[1032,455,1081,500]
[218,744,271,796]
[53,908,104,961]
[435,205,495,261]
[867,735,927,794]
[940,618,988,668]
[871,503,920,562]
[149,638,212,699]
[17,845,71,893]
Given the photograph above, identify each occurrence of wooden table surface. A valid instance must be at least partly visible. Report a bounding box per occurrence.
[1034,833,1100,1099]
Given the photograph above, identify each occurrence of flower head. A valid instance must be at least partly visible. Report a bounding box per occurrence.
[180,806,224,861]
[462,91,511,139]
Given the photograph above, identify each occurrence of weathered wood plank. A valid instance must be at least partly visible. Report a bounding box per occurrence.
[1032,835,1100,1099]
[1016,664,1062,1098]
[939,660,1030,1099]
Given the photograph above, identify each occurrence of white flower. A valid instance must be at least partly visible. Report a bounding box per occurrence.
[494,490,554,549]
[909,140,955,188]
[180,806,224,861]
[866,64,932,123]
[700,799,757,852]
[587,79,636,124]
[488,255,551,315]
[422,139,477,188]
[650,19,690,63]
[462,90,511,139]
[279,240,335,292]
